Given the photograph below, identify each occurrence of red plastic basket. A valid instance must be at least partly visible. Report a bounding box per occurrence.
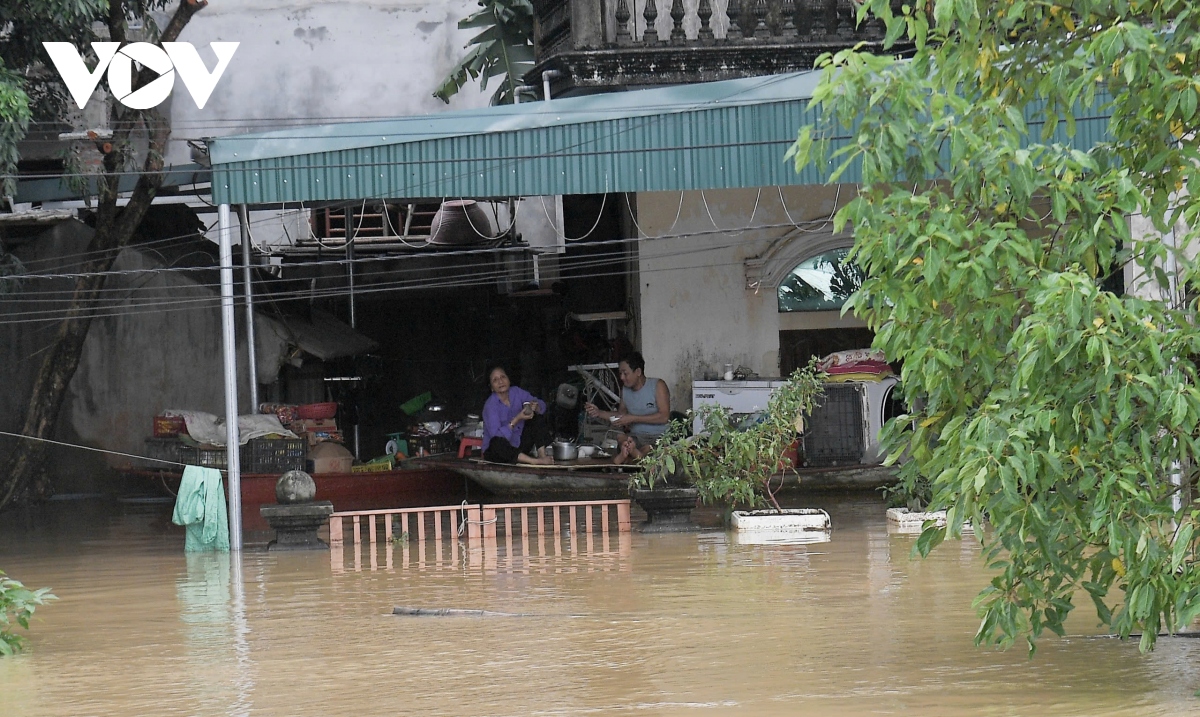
[295,402,337,420]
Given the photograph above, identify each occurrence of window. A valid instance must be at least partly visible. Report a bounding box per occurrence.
[778,248,864,312]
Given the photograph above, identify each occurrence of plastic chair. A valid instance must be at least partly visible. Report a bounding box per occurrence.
[458,436,483,458]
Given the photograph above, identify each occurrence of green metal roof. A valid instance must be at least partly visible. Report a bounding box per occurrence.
[207,71,1114,206]
[208,72,831,205]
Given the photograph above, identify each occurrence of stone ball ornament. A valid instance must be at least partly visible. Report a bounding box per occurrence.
[275,470,317,504]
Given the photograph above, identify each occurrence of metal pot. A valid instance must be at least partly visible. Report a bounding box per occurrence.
[552,440,578,461]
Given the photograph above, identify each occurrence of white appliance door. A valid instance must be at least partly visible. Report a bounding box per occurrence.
[692,381,778,433]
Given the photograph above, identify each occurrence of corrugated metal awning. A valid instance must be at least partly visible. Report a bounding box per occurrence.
[208,72,828,205]
[207,71,1114,206]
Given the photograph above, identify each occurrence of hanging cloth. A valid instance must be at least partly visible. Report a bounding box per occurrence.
[171,465,231,552]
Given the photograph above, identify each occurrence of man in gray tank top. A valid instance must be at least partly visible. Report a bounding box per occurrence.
[584,351,671,444]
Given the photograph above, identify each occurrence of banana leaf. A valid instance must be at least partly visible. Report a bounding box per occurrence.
[435,0,535,106]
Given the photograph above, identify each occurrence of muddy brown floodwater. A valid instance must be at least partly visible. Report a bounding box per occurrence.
[1,494,1198,717]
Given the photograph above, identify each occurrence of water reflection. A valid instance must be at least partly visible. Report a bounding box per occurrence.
[177,553,253,716]
[331,530,634,575]
[1,495,1198,717]
[730,530,831,546]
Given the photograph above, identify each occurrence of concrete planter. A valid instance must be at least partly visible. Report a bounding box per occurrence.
[260,500,334,550]
[731,508,831,534]
[886,507,972,535]
[630,487,701,533]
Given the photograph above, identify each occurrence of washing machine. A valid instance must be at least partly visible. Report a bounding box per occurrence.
[691,376,902,466]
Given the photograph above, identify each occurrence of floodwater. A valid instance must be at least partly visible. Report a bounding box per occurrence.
[1,495,1198,717]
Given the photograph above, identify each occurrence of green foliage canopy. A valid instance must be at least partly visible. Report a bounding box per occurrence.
[790,0,1200,653]
[0,0,103,198]
[635,367,825,511]
[0,1,178,198]
[0,570,56,655]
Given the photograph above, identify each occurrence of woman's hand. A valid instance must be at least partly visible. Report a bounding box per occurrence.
[510,404,535,428]
[584,402,601,418]
[611,413,635,427]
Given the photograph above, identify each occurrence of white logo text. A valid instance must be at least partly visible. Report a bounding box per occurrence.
[43,42,239,110]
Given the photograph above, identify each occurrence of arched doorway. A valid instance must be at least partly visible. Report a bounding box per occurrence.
[776,247,874,374]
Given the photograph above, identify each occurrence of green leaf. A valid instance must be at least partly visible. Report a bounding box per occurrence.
[435,0,534,105]
[1171,523,1193,569]
[1181,88,1198,122]
[915,525,947,558]
[933,0,954,29]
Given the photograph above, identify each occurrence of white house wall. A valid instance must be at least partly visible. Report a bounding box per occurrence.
[171,0,489,163]
[170,1,491,247]
[634,185,857,412]
[1125,213,1194,304]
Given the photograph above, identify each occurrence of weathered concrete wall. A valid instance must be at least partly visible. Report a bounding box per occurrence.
[633,185,859,412]
[0,221,277,492]
[158,1,495,247]
[167,0,490,166]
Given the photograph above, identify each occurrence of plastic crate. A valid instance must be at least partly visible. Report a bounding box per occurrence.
[144,437,186,467]
[406,432,455,456]
[351,460,393,474]
[243,438,307,474]
[145,437,306,473]
[196,447,228,469]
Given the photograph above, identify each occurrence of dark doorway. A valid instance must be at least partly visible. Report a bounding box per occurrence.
[779,328,876,374]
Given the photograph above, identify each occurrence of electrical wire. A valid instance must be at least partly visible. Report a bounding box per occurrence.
[699,187,762,237]
[18,79,818,132]
[381,201,431,249]
[0,209,847,311]
[0,235,765,325]
[7,110,1117,186]
[456,197,503,241]
[1,216,835,286]
[624,190,687,240]
[0,429,187,467]
[15,74,832,193]
[0,239,725,319]
[538,192,610,242]
[5,188,620,274]
[4,134,820,184]
[17,80,817,128]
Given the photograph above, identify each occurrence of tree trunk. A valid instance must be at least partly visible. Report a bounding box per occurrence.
[0,0,205,513]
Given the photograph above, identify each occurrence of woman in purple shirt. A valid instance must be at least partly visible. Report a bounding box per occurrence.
[482,365,553,464]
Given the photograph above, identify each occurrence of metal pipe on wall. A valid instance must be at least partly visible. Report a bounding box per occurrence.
[346,228,356,329]
[346,230,359,459]
[218,204,243,551]
[238,204,259,411]
[542,70,561,101]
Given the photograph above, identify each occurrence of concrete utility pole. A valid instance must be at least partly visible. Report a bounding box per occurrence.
[218,204,243,551]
